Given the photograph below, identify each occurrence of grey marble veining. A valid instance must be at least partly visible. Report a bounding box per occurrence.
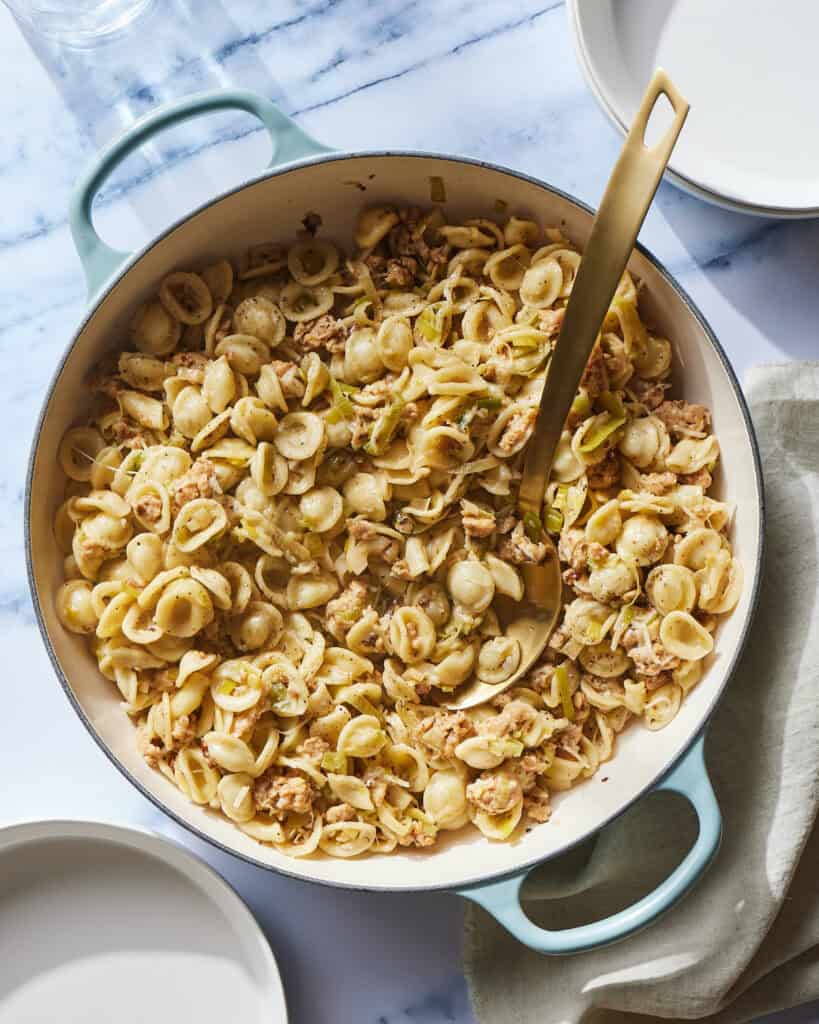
[1,2,818,1021]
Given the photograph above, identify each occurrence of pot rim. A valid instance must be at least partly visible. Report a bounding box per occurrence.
[24,148,766,892]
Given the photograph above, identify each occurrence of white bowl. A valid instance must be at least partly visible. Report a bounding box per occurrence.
[568,0,819,217]
[0,819,286,1022]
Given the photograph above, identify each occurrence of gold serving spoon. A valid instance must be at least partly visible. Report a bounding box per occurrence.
[445,69,689,712]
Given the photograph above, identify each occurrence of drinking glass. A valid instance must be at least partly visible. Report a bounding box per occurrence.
[3,0,154,47]
[6,0,286,248]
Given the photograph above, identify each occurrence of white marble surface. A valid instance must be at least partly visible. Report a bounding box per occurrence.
[1,1,817,1021]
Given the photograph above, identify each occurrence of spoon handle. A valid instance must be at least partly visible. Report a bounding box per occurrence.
[518,68,689,516]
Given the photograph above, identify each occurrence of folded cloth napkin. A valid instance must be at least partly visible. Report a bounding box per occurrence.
[464,362,819,1024]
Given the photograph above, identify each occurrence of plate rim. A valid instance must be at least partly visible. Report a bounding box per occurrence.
[0,818,288,1023]
[567,0,819,219]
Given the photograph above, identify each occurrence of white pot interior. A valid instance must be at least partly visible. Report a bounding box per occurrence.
[27,155,763,891]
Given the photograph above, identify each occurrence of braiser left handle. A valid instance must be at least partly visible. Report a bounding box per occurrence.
[69,88,330,299]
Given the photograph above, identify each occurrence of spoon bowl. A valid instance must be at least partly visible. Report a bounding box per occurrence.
[445,552,563,710]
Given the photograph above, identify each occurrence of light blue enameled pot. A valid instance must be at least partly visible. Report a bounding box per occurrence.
[26,90,765,955]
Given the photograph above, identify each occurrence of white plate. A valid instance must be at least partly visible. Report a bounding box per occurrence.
[569,0,819,217]
[0,821,287,1024]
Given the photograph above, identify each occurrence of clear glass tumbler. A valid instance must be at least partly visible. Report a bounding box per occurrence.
[3,0,154,47]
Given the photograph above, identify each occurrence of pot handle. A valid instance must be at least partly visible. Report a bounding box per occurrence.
[69,89,329,299]
[457,735,720,954]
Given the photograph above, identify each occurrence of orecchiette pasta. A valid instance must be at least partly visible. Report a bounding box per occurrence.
[218,773,256,822]
[646,564,697,615]
[155,578,214,637]
[55,580,97,634]
[447,560,495,614]
[54,204,740,858]
[423,769,468,829]
[159,272,213,325]
[659,611,715,661]
[696,550,743,614]
[130,300,181,356]
[172,498,227,552]
[299,486,343,533]
[617,415,669,469]
[233,297,286,346]
[615,514,668,566]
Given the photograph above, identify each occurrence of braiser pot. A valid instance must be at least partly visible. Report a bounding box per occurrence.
[26,89,764,954]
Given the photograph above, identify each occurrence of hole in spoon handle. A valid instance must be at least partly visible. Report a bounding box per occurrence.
[630,68,690,162]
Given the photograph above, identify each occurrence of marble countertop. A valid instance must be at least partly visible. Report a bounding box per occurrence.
[1,1,817,1021]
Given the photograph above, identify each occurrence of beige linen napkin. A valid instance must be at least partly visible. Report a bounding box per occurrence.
[465,362,819,1024]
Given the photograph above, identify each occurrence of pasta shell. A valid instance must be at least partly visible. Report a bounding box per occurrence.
[318,822,376,858]
[201,259,234,305]
[279,281,334,323]
[274,411,325,461]
[659,611,714,661]
[159,272,213,325]
[288,239,340,286]
[233,296,286,345]
[58,427,105,482]
[130,300,181,356]
[355,206,399,248]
